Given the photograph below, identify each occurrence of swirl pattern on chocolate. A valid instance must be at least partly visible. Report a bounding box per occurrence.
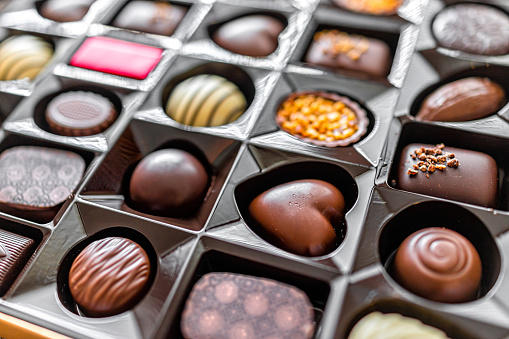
[392,228,482,303]
[68,237,151,317]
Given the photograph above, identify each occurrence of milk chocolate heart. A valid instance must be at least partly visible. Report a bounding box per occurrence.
[248,179,345,256]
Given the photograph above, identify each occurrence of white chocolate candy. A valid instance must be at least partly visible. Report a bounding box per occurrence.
[166,74,247,127]
[348,312,450,339]
[0,35,53,81]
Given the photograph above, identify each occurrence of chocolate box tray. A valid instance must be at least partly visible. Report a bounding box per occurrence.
[1,0,509,338]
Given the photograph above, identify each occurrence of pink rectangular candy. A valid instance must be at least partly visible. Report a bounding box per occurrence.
[70,36,163,80]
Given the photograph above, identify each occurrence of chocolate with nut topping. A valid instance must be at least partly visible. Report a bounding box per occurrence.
[396,143,498,208]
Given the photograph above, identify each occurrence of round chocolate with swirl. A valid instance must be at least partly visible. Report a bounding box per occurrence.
[68,237,151,317]
[392,227,481,303]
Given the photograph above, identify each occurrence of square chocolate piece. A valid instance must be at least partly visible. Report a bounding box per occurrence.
[395,143,498,208]
[0,229,35,295]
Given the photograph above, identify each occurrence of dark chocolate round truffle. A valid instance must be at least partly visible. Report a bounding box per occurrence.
[68,237,151,317]
[45,91,117,136]
[392,227,482,303]
[432,4,509,56]
[129,149,209,217]
[39,0,95,22]
[248,179,345,256]
[212,15,285,57]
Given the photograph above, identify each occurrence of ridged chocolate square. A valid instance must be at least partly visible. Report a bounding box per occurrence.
[0,229,35,295]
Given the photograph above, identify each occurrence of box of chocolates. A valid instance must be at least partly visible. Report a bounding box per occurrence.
[0,0,508,338]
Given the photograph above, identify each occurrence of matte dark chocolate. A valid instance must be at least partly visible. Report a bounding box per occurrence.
[333,0,404,15]
[68,237,151,317]
[112,1,187,36]
[129,149,209,217]
[45,91,118,136]
[304,29,391,78]
[392,227,482,303]
[248,179,344,256]
[276,91,369,147]
[0,229,35,296]
[395,143,498,208]
[0,146,85,211]
[432,4,509,56]
[39,0,95,22]
[212,15,285,57]
[416,77,506,122]
[181,273,314,339]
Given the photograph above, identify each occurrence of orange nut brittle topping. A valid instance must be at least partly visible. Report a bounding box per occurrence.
[276,91,369,147]
[313,29,370,61]
[406,143,460,178]
[334,0,404,16]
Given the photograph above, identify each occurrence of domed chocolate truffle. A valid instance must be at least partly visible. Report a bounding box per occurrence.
[129,149,209,217]
[392,227,482,303]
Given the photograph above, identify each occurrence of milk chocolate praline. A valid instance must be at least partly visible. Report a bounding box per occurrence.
[129,149,209,217]
[248,179,345,256]
[392,227,482,303]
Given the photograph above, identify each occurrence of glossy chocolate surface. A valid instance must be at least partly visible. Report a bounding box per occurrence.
[0,229,35,296]
[248,179,344,256]
[416,78,505,122]
[112,1,187,36]
[395,143,498,208]
[392,228,482,303]
[181,273,315,339]
[68,237,151,317]
[39,0,95,22]
[212,15,285,57]
[45,91,117,136]
[129,149,209,217]
[432,4,509,56]
[304,29,391,78]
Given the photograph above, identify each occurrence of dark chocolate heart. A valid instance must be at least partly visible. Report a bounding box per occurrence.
[248,179,345,256]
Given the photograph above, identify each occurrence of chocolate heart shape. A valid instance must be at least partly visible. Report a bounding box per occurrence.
[248,179,345,256]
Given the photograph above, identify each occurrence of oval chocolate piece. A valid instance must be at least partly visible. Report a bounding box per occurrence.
[248,179,345,256]
[415,77,505,122]
[181,273,315,339]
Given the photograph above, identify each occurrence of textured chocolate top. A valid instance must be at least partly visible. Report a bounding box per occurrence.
[212,15,285,57]
[416,77,505,122]
[45,91,117,136]
[40,0,95,22]
[249,179,344,256]
[392,228,482,303]
[0,229,35,296]
[333,0,405,15]
[129,149,209,217]
[396,143,498,208]
[0,146,85,210]
[181,273,315,339]
[112,1,187,36]
[304,29,391,78]
[68,237,151,317]
[433,4,509,56]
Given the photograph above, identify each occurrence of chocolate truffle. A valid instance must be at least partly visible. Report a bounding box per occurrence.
[333,0,405,16]
[432,4,509,56]
[416,77,505,122]
[276,91,369,147]
[248,179,345,256]
[0,146,85,221]
[166,74,247,127]
[68,237,151,317]
[45,91,118,136]
[129,149,209,217]
[181,273,315,339]
[304,29,391,79]
[0,35,53,81]
[348,312,450,339]
[392,227,482,303]
[395,143,498,208]
[70,37,163,80]
[112,1,187,36]
[212,15,285,57]
[39,0,95,22]
[0,229,36,296]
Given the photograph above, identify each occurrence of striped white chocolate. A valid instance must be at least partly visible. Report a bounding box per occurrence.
[0,35,53,81]
[166,74,247,127]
